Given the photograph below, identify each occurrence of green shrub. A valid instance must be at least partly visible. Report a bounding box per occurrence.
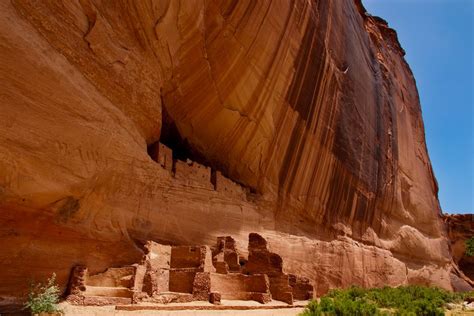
[466,237,474,256]
[301,288,382,316]
[300,299,321,315]
[24,273,63,315]
[300,285,471,316]
[396,299,444,316]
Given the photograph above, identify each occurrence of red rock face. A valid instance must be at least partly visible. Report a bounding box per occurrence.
[443,214,474,286]
[0,0,467,310]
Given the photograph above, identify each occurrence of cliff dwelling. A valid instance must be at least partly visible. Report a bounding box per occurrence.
[66,233,313,306]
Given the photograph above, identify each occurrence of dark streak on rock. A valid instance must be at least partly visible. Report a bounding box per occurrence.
[56,196,80,223]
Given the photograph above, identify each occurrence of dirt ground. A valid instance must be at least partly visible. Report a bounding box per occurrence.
[59,301,307,316]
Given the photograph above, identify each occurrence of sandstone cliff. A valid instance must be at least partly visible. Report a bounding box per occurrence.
[443,214,474,288]
[0,0,468,309]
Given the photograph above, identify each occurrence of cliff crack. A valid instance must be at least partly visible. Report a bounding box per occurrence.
[222,104,255,122]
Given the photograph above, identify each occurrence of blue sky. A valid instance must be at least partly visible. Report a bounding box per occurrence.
[362,0,473,214]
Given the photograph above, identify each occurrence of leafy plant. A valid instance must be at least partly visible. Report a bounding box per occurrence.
[466,237,474,257]
[300,285,472,316]
[301,288,383,316]
[24,273,63,315]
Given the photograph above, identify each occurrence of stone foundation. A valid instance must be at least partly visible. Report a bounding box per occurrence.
[66,233,313,305]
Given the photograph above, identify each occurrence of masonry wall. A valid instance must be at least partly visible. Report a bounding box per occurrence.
[169,271,195,293]
[170,246,203,269]
[209,274,269,300]
[149,142,247,197]
[86,267,134,287]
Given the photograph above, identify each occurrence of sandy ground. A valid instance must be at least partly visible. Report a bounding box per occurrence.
[446,312,474,315]
[445,309,474,315]
[59,300,307,316]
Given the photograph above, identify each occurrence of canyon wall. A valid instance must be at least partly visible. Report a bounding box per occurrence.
[443,214,474,287]
[0,0,468,309]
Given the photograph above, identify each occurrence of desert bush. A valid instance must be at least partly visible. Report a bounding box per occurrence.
[466,237,474,256]
[300,285,471,316]
[24,273,63,315]
[301,288,382,316]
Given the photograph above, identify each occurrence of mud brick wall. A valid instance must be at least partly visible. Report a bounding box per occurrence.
[289,274,313,300]
[171,246,204,269]
[142,242,171,295]
[269,274,293,304]
[169,270,195,294]
[86,267,135,287]
[192,272,211,301]
[213,236,241,272]
[174,160,214,190]
[213,171,245,199]
[148,142,173,172]
[209,273,269,300]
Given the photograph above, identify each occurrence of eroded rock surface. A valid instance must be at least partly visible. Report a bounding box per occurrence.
[443,214,474,285]
[0,0,466,310]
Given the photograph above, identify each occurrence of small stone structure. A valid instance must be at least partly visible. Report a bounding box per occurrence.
[66,266,135,305]
[66,234,313,306]
[148,142,247,198]
[243,233,314,303]
[148,142,173,173]
[212,171,246,199]
[174,159,214,190]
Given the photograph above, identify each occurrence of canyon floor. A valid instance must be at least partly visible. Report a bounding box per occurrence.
[57,300,474,316]
[59,301,306,316]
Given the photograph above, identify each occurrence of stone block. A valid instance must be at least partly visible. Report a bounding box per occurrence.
[209,292,221,305]
[142,292,194,304]
[171,246,203,269]
[213,236,241,272]
[289,274,314,300]
[192,272,211,301]
[248,233,268,252]
[244,234,283,277]
[132,291,148,304]
[245,274,270,293]
[145,242,171,270]
[148,142,173,172]
[143,268,169,295]
[269,274,294,304]
[169,270,195,293]
[214,261,229,274]
[68,265,87,295]
[244,251,283,276]
[202,246,216,272]
[131,264,146,292]
[224,250,241,272]
[66,294,84,305]
[251,292,272,304]
[83,296,132,306]
[209,273,271,301]
[273,291,293,305]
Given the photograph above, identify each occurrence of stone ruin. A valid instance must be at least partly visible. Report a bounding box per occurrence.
[147,142,246,199]
[66,233,313,306]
